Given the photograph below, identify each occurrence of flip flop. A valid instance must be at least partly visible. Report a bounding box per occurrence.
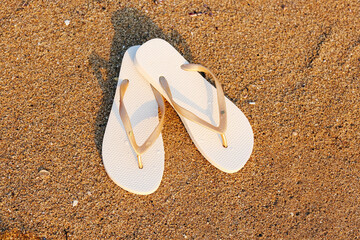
[134,39,254,173]
[102,46,165,195]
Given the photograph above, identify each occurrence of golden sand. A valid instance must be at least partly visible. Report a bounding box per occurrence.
[1,0,359,238]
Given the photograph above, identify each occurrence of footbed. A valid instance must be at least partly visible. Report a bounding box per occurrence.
[134,39,254,173]
[102,46,165,194]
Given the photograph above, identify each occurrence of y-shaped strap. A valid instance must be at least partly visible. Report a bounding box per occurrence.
[159,63,228,148]
[119,79,165,169]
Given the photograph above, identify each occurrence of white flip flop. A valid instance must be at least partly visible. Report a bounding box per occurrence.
[134,39,254,173]
[102,46,165,195]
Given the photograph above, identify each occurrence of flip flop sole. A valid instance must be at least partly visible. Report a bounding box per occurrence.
[134,39,254,173]
[102,46,165,194]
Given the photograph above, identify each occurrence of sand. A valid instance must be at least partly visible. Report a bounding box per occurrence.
[1,0,359,239]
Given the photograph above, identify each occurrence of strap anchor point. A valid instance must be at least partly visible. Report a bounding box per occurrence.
[221,133,228,148]
[137,155,143,169]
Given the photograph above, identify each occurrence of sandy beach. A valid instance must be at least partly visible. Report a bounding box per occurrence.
[1,0,359,239]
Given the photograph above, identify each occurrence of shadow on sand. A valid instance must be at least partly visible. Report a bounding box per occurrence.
[89,8,192,156]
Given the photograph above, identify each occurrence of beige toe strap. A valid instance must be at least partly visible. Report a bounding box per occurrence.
[119,79,165,169]
[159,63,228,148]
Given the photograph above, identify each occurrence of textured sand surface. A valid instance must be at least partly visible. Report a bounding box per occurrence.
[1,0,359,239]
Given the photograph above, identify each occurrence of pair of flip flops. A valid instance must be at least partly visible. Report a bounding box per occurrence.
[102,39,254,195]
